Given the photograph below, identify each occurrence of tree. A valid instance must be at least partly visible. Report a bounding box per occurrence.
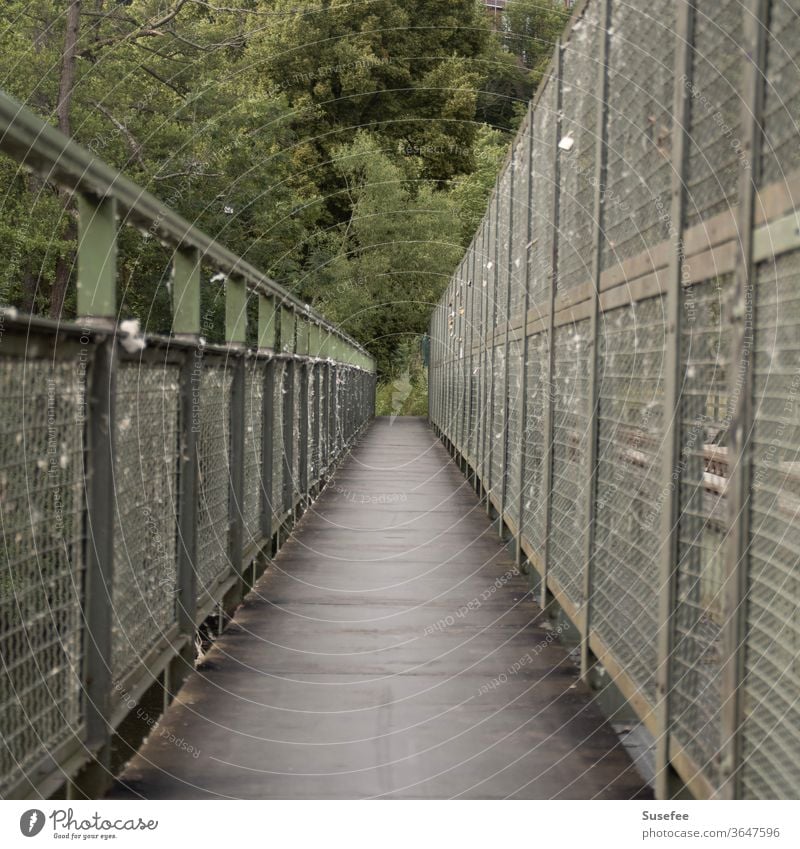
[313,132,462,374]
[505,0,568,77]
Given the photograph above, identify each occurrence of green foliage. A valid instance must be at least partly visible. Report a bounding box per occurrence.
[505,0,570,75]
[375,335,428,416]
[478,0,569,131]
[0,0,568,372]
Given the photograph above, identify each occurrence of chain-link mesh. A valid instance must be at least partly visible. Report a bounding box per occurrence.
[741,253,800,799]
[761,0,800,185]
[557,1,602,294]
[671,276,732,789]
[602,1,675,270]
[521,331,550,557]
[242,362,264,547]
[112,362,180,677]
[530,80,557,307]
[548,320,591,606]
[427,0,800,802]
[196,364,232,594]
[592,296,666,706]
[0,355,84,795]
[684,2,742,229]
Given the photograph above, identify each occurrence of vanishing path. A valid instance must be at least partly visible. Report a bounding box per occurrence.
[111,417,648,799]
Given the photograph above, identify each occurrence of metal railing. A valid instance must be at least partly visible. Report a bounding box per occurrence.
[0,91,375,799]
[429,0,800,800]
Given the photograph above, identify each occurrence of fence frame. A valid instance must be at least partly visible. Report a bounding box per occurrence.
[0,88,375,799]
[429,0,800,800]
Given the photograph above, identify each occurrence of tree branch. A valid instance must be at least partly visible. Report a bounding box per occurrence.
[91,101,144,167]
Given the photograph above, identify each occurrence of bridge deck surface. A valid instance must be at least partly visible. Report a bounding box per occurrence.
[111,417,649,799]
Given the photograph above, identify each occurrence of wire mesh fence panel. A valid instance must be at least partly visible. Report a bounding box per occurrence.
[602,1,675,271]
[112,362,180,677]
[761,0,800,185]
[510,126,530,319]
[504,338,523,528]
[196,364,232,595]
[242,361,264,548]
[671,275,733,789]
[0,355,85,795]
[521,331,550,557]
[684,1,742,230]
[529,79,557,308]
[556,1,602,295]
[741,252,800,799]
[591,296,666,706]
[271,361,284,521]
[548,320,591,606]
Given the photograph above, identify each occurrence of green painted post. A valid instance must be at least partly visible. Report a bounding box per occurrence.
[258,293,276,351]
[173,249,201,654]
[77,195,117,322]
[225,276,247,346]
[309,323,321,358]
[225,276,246,603]
[296,318,309,356]
[281,306,295,354]
[172,247,201,338]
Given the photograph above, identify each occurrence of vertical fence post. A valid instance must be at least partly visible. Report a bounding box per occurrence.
[479,220,489,495]
[540,39,564,609]
[516,113,535,568]
[486,186,500,515]
[498,150,515,535]
[447,285,455,450]
[259,294,276,545]
[225,276,246,596]
[467,237,477,478]
[655,0,695,800]
[74,194,117,797]
[454,272,463,458]
[76,195,117,324]
[173,247,201,685]
[282,307,296,516]
[324,338,332,474]
[720,0,768,802]
[298,320,310,501]
[579,0,612,679]
[312,327,322,488]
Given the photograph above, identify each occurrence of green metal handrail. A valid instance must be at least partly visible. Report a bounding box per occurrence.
[0,89,374,371]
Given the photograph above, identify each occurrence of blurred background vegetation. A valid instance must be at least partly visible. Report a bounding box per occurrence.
[0,0,568,402]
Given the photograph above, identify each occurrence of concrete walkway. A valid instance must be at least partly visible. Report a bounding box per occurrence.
[110,417,649,799]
